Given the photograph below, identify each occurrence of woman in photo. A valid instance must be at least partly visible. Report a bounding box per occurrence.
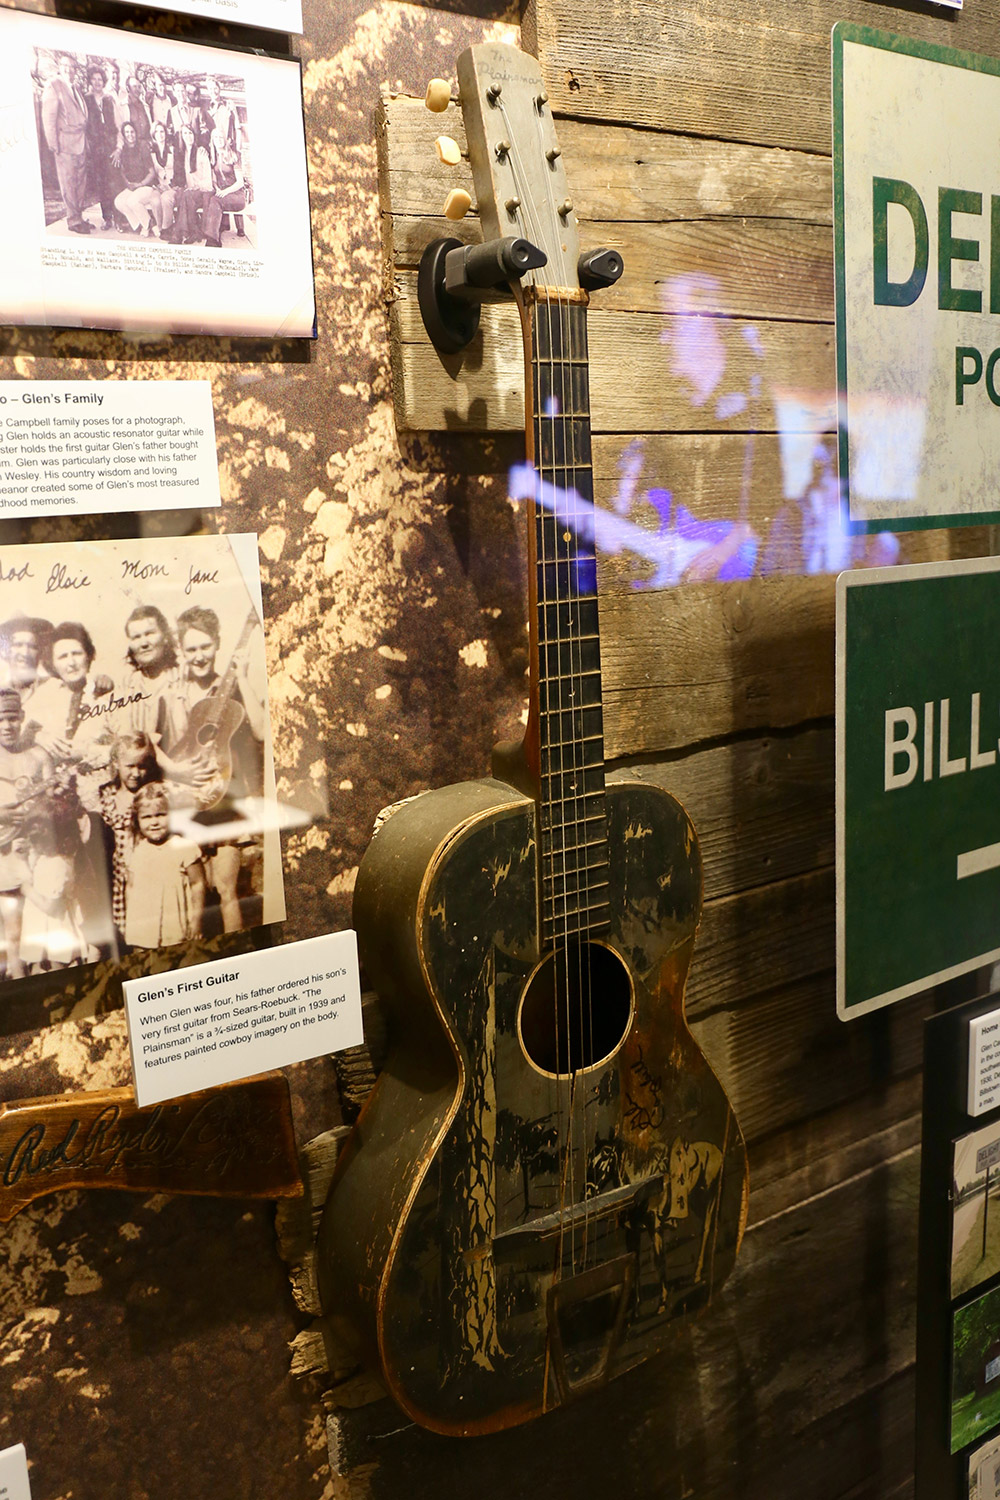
[24,621,114,785]
[0,614,52,709]
[208,127,246,244]
[174,122,221,246]
[114,119,159,237]
[149,121,180,241]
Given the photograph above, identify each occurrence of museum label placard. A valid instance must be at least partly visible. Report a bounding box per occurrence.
[0,1445,31,1500]
[834,24,1000,530]
[124,931,363,1107]
[837,556,1000,1016]
[0,380,219,517]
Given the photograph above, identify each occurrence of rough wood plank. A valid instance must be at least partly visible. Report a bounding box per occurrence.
[391,288,834,433]
[380,93,833,224]
[523,0,1000,152]
[631,726,835,900]
[747,1072,923,1224]
[591,431,951,592]
[380,95,838,434]
[600,574,834,753]
[692,971,925,1139]
[688,867,833,1018]
[275,1127,349,1317]
[390,214,834,321]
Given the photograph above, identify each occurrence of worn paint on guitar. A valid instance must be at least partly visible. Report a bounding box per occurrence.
[317,771,746,1434]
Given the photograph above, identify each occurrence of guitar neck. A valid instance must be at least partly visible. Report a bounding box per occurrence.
[523,291,610,947]
[210,610,258,710]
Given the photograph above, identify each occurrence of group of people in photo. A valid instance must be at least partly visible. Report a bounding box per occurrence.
[35,50,252,247]
[0,603,266,979]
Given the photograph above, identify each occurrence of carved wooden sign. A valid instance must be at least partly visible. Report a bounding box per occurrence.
[0,1074,302,1221]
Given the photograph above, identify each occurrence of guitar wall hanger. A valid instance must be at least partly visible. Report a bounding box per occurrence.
[418,234,546,353]
[418,236,625,355]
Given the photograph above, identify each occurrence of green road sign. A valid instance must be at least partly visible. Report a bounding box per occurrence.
[837,556,1000,1016]
[834,23,1000,532]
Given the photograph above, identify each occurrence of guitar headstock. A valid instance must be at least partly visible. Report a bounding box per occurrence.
[456,44,581,293]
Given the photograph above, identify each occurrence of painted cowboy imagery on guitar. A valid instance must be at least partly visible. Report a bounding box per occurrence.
[0,532,283,986]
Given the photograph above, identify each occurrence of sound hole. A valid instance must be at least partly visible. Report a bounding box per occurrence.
[519,942,632,1077]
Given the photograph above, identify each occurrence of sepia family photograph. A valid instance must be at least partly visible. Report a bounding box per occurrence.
[33,46,255,251]
[0,532,282,986]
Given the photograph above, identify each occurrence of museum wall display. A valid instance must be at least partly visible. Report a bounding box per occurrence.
[0,0,994,1494]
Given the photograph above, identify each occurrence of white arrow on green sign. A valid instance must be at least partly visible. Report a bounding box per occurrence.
[837,555,1000,1017]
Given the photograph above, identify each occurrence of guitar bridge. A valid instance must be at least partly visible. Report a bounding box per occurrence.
[545,1253,635,1404]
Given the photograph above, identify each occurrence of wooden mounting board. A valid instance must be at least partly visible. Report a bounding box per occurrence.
[0,1073,302,1222]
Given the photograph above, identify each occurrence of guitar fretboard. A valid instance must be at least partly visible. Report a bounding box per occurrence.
[529,298,610,948]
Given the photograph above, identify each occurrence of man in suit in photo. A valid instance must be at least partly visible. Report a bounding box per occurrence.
[169,82,209,148]
[41,52,91,234]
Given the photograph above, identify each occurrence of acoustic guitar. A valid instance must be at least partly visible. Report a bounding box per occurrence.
[317,42,748,1436]
[167,608,256,809]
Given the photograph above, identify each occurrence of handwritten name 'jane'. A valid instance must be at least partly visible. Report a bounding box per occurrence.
[185,565,218,596]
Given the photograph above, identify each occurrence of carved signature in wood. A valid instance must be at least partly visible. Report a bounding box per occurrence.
[0,1073,302,1221]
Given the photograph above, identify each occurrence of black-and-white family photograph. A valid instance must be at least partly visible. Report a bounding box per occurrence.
[33,47,255,250]
[0,534,283,984]
[2,9,315,335]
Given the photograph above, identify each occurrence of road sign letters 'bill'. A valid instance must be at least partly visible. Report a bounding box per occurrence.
[837,557,1000,1017]
[834,25,1000,531]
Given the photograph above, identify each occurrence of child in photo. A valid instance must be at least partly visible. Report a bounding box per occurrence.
[19,792,92,972]
[92,730,160,940]
[124,781,204,948]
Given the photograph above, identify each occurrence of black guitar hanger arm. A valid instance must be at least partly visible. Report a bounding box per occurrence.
[419,235,546,354]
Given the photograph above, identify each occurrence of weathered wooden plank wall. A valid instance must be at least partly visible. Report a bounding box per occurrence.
[310,1,1000,1494]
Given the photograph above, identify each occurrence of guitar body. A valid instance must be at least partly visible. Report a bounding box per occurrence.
[167,696,245,808]
[317,770,748,1436]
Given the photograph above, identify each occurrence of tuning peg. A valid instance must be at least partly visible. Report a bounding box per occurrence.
[425,78,452,112]
[444,188,472,220]
[434,135,462,167]
[578,247,624,291]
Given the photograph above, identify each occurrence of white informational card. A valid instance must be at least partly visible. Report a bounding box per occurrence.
[104,0,302,35]
[969,1431,1000,1500]
[0,380,219,518]
[124,931,363,1106]
[1,11,314,337]
[0,1444,32,1500]
[969,1007,1000,1116]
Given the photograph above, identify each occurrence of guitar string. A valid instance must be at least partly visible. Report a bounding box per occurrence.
[497,103,573,1284]
[524,108,599,1277]
[539,182,586,1281]
[507,112,582,1281]
[527,113,601,1273]
[553,289,594,1273]
[524,117,595,1276]
[564,291,600,1274]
